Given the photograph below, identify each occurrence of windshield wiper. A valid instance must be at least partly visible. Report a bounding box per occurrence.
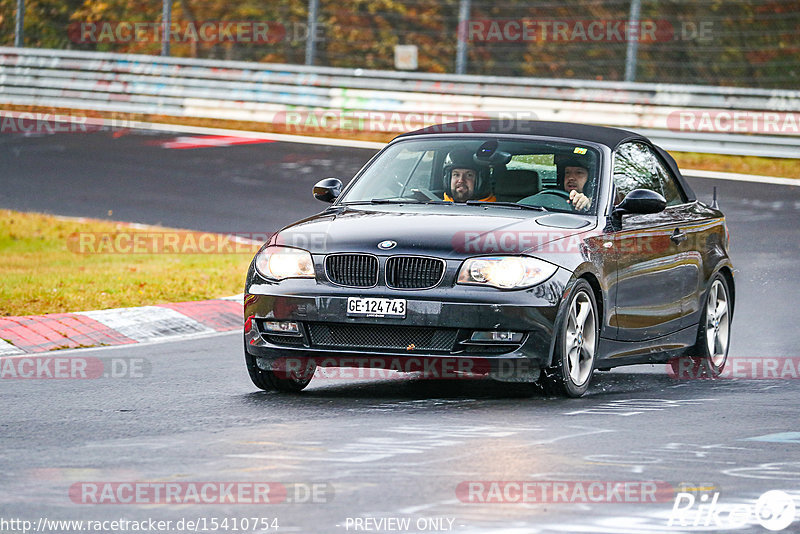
[371,199,454,205]
[341,199,454,205]
[464,201,548,212]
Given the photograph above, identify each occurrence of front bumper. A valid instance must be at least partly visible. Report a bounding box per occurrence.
[244,268,571,373]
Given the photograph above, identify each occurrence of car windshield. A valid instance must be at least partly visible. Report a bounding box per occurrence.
[339,138,601,214]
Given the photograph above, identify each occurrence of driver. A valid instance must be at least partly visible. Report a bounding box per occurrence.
[562,158,592,211]
[442,149,496,203]
[518,157,593,211]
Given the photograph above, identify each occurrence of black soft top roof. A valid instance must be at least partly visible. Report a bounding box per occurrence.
[395,120,648,150]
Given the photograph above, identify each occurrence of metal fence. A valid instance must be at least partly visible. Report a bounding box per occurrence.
[1,47,798,157]
[2,0,799,88]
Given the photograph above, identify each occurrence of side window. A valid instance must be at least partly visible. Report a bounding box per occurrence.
[652,155,686,206]
[613,142,686,207]
[612,143,663,203]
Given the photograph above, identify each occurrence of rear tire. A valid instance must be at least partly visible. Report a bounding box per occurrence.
[244,341,315,393]
[539,279,599,397]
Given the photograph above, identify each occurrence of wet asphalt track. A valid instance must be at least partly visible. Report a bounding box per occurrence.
[1,125,800,533]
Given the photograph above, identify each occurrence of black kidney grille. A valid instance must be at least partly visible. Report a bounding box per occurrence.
[325,254,379,287]
[386,256,445,289]
[308,323,457,352]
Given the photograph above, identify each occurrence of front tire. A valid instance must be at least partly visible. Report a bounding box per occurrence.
[539,279,599,397]
[244,342,315,393]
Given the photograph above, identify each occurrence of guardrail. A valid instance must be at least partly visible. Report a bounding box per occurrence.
[1,47,798,158]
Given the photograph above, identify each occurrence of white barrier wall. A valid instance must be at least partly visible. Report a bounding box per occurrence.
[1,47,798,157]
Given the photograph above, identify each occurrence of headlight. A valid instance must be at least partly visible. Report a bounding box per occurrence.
[254,246,315,280]
[457,256,557,289]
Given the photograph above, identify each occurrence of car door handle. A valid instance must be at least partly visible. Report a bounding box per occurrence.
[670,229,688,244]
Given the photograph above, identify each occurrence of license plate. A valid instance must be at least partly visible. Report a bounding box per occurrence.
[347,297,406,318]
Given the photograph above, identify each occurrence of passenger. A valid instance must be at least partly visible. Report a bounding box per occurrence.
[442,149,496,202]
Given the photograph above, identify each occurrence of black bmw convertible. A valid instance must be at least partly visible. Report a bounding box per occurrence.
[243,120,734,397]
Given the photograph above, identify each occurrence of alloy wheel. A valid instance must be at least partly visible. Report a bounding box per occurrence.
[705,279,729,367]
[565,290,597,386]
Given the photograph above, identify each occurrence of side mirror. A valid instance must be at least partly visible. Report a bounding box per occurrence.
[610,188,666,229]
[313,178,342,203]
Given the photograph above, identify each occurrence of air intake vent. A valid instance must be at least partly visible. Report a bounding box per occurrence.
[386,256,445,289]
[307,323,457,352]
[325,254,379,287]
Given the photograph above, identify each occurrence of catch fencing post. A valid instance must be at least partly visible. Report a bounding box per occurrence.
[161,0,172,56]
[455,0,470,74]
[15,0,24,47]
[305,0,320,65]
[624,0,642,81]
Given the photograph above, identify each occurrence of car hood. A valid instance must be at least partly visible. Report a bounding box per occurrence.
[273,205,596,261]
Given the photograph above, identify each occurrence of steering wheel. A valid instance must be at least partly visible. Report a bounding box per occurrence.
[520,188,573,210]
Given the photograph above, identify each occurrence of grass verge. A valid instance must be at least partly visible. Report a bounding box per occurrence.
[671,152,799,179]
[0,209,257,317]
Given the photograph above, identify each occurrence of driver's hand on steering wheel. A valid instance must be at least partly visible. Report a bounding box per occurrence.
[569,190,592,211]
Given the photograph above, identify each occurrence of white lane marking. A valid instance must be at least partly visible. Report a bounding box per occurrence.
[723,462,800,481]
[585,442,756,470]
[77,306,213,343]
[158,135,275,149]
[229,424,539,464]
[229,425,612,467]
[683,168,800,187]
[744,432,800,444]
[564,398,715,417]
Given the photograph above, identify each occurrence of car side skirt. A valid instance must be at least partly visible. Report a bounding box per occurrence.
[596,324,699,368]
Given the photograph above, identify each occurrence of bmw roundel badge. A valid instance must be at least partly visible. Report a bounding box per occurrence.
[378,240,397,250]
